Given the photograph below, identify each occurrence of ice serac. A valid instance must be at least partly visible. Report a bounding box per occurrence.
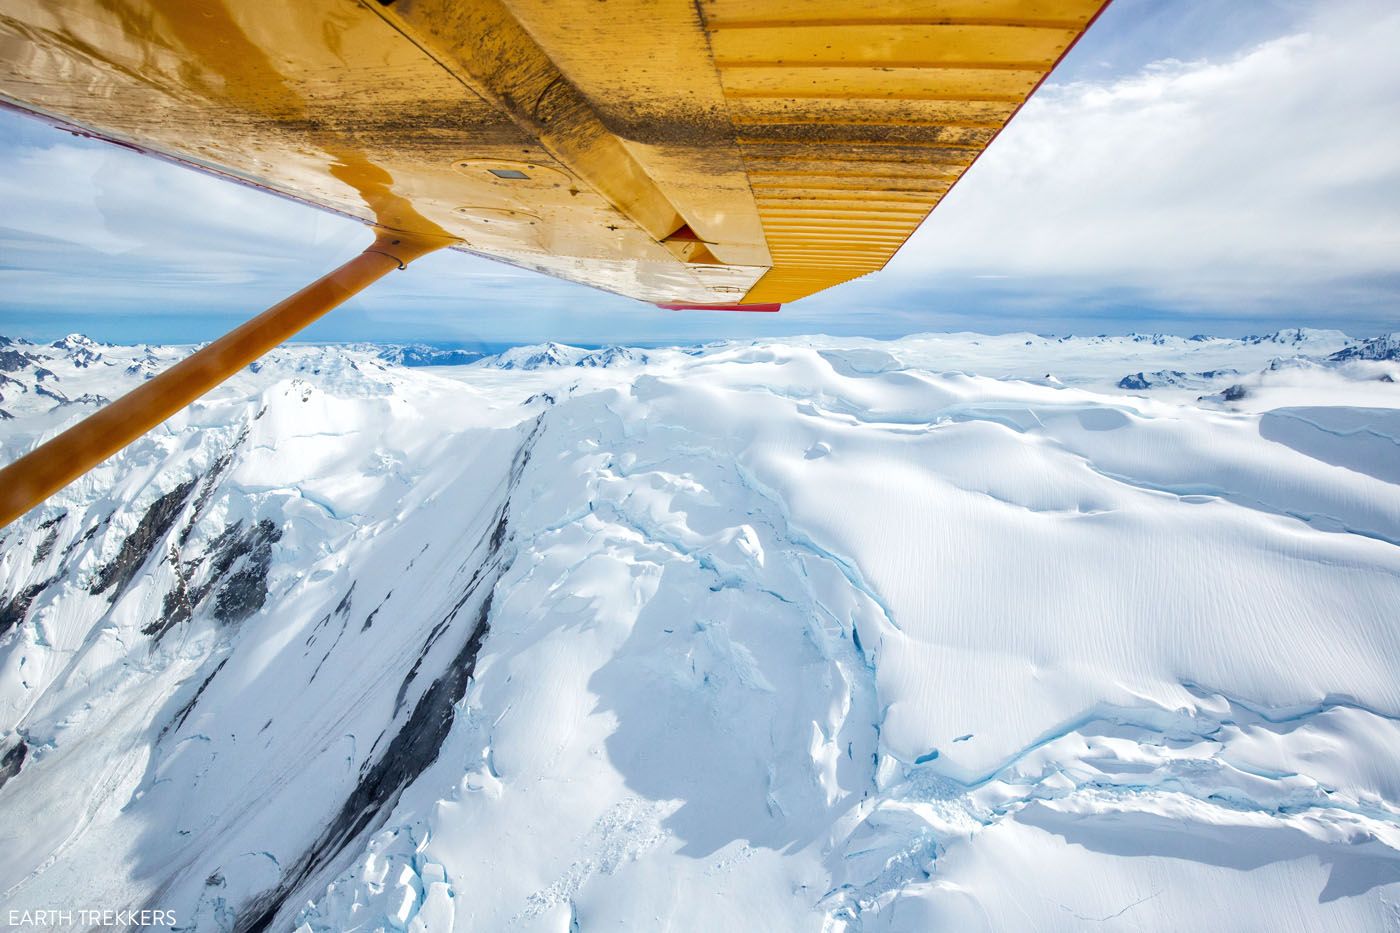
[0,331,1398,930]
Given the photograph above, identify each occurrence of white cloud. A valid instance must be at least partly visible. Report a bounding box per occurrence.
[886,1,1400,318]
[0,141,358,262]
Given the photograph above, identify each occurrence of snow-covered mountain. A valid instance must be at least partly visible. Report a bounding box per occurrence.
[1,331,1399,931]
[1331,332,1400,363]
[481,342,653,371]
[374,345,485,368]
[1239,326,1352,347]
[570,346,651,369]
[485,341,589,370]
[1116,367,1239,390]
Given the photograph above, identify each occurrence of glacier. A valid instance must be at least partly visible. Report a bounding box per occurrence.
[1,328,1398,931]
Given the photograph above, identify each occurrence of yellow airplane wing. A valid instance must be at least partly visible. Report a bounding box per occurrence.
[0,0,1109,309]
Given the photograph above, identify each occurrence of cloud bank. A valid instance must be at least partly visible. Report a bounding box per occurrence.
[872,0,1400,332]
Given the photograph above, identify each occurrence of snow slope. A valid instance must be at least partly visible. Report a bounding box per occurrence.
[1,331,1398,932]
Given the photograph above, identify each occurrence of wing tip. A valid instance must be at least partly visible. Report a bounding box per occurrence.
[656,302,782,313]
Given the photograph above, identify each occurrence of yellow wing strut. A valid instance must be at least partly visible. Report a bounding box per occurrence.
[0,232,446,528]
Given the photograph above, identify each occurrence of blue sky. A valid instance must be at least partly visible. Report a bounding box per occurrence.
[1,0,1397,347]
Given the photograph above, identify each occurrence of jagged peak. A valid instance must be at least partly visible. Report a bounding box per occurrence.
[487,341,590,370]
[1329,331,1400,362]
[50,332,102,350]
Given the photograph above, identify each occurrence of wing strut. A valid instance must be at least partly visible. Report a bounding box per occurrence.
[0,232,446,528]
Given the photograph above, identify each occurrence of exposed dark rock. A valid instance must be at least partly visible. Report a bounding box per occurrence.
[377,345,484,367]
[0,349,39,372]
[179,443,240,547]
[34,522,61,564]
[334,584,355,617]
[0,740,27,793]
[1118,373,1150,390]
[1329,333,1400,362]
[1,583,47,638]
[212,520,282,624]
[51,337,104,368]
[91,479,198,602]
[238,589,495,933]
[149,517,282,639]
[231,417,543,933]
[153,443,241,636]
[1118,369,1238,391]
[0,372,25,395]
[161,658,230,739]
[491,342,584,370]
[60,522,101,562]
[1242,328,1337,347]
[361,593,389,632]
[576,346,649,368]
[1223,384,1249,401]
[308,584,358,684]
[50,334,99,350]
[155,545,199,639]
[36,384,69,404]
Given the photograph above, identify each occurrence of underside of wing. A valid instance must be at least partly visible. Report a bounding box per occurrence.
[0,0,1109,308]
